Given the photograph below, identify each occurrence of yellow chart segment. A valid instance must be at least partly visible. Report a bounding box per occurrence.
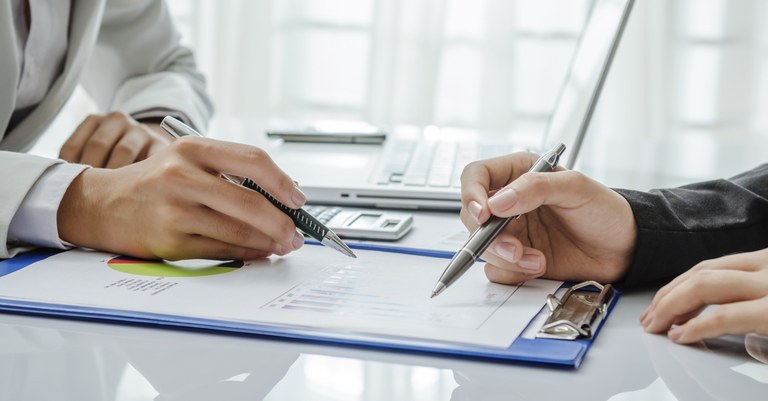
[107,256,243,277]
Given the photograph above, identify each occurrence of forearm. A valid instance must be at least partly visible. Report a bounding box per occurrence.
[615,164,768,287]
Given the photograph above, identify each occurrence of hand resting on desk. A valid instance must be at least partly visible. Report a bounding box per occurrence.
[59,111,171,169]
[640,249,768,345]
[460,152,768,350]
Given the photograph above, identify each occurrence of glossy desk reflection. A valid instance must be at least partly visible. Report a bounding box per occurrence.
[0,291,765,401]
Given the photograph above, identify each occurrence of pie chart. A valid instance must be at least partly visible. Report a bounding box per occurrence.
[107,256,243,277]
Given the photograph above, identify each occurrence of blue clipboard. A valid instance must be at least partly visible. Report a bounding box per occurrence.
[0,249,619,367]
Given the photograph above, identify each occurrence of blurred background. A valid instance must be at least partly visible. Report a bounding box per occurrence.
[164,0,768,189]
[38,0,768,190]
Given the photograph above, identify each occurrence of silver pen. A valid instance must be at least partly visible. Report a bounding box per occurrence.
[159,116,356,258]
[430,143,566,298]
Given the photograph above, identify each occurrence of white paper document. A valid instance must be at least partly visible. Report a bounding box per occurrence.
[0,246,562,349]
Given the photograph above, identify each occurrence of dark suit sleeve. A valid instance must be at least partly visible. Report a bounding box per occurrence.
[613,164,768,287]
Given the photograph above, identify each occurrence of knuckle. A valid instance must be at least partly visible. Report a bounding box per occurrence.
[160,203,186,224]
[154,159,191,185]
[521,171,552,190]
[112,142,136,158]
[461,160,482,178]
[84,114,102,124]
[704,309,728,329]
[171,136,204,155]
[241,146,269,165]
[688,270,714,287]
[59,142,79,157]
[88,136,113,151]
[107,110,131,122]
[561,169,586,184]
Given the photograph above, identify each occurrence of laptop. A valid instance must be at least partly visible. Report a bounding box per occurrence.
[271,0,634,211]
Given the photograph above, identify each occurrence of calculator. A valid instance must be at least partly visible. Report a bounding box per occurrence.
[305,206,413,241]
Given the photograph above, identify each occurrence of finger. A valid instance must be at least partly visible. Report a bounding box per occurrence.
[59,115,102,162]
[140,123,173,158]
[105,128,147,169]
[172,137,306,209]
[177,205,304,255]
[668,296,768,344]
[484,236,525,265]
[146,138,169,158]
[460,153,538,209]
[483,248,546,284]
[645,270,766,333]
[188,173,300,247]
[649,251,768,315]
[459,206,482,232]
[672,309,704,326]
[745,333,768,364]
[486,169,590,218]
[158,234,273,262]
[80,116,130,167]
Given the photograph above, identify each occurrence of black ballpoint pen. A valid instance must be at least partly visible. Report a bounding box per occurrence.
[159,116,356,258]
[430,143,566,298]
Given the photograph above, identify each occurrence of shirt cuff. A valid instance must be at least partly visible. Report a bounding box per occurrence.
[8,163,90,249]
[131,108,193,128]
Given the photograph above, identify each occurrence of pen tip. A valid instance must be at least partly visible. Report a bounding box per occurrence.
[323,233,356,258]
[431,282,446,299]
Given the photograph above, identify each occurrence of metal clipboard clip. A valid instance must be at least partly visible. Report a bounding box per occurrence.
[537,281,615,340]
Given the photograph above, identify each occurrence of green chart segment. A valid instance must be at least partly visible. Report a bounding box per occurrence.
[107,256,243,277]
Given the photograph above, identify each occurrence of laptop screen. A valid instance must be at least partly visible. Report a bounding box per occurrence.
[541,0,634,169]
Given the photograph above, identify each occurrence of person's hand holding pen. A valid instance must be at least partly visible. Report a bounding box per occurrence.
[458,152,637,285]
[57,131,307,261]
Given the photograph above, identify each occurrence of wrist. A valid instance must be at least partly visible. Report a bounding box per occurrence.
[57,168,109,250]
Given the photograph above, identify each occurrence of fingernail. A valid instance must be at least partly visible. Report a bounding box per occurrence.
[292,187,307,206]
[640,312,652,328]
[494,243,517,263]
[468,201,483,224]
[292,231,305,250]
[518,254,541,273]
[488,187,519,213]
[668,326,683,342]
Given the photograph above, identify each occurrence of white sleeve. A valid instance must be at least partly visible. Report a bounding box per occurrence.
[80,0,214,131]
[7,163,90,249]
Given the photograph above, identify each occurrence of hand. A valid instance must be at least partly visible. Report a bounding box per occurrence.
[459,152,637,284]
[640,248,768,344]
[57,136,306,261]
[59,111,172,168]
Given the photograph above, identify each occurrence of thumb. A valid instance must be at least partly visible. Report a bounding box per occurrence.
[487,169,589,217]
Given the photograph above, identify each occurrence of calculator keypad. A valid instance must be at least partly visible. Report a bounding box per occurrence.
[305,206,342,225]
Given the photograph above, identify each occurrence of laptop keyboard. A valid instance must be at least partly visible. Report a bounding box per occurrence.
[376,140,522,188]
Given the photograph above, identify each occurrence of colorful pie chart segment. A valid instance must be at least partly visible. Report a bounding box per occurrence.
[107,256,243,277]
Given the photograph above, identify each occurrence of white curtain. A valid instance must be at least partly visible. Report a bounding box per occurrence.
[167,0,768,189]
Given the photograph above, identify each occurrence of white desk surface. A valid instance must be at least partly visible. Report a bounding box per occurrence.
[1,287,766,400]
